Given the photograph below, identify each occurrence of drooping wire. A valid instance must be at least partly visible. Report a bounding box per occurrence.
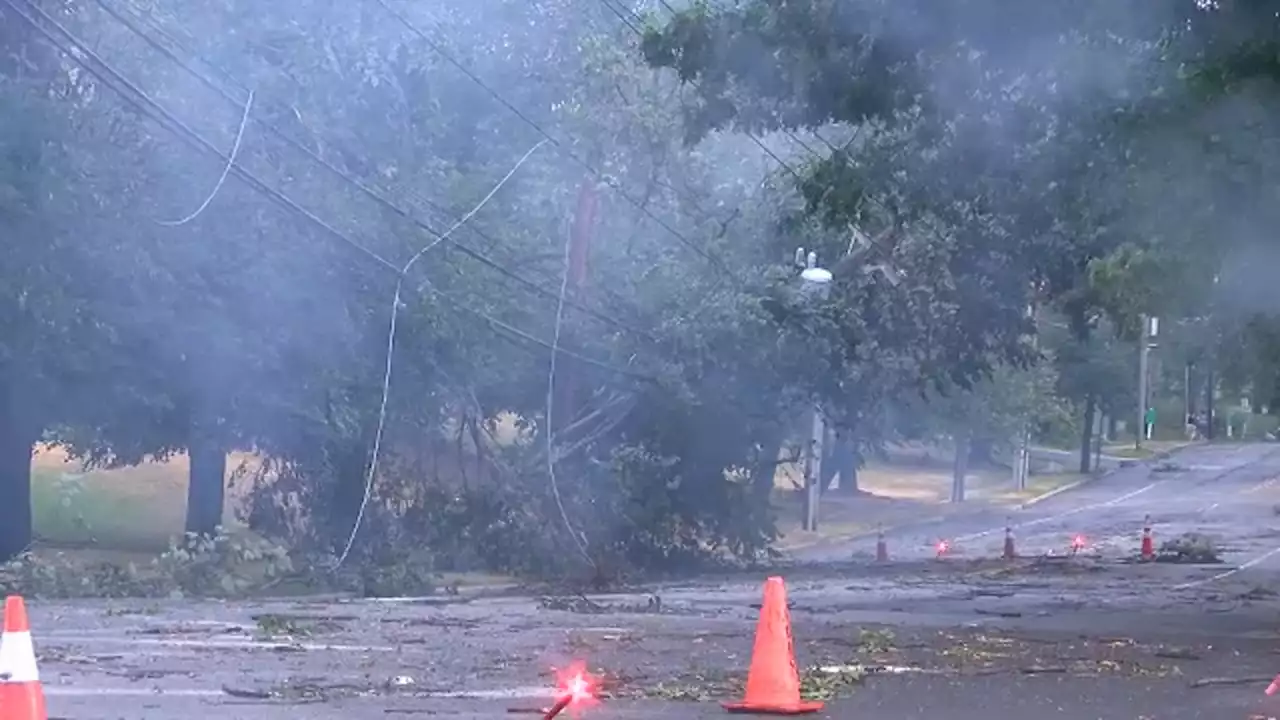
[368,0,742,283]
[331,139,548,569]
[155,89,254,226]
[3,0,400,273]
[89,0,653,341]
[4,0,659,577]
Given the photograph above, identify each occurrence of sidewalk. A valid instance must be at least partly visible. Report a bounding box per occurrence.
[774,468,1086,552]
[1101,439,1199,460]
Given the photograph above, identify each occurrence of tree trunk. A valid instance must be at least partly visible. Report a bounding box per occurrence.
[0,423,36,562]
[968,437,995,465]
[325,439,375,551]
[951,433,970,503]
[0,381,38,562]
[184,433,227,537]
[184,398,227,538]
[1079,394,1096,474]
[821,431,859,494]
[751,433,784,503]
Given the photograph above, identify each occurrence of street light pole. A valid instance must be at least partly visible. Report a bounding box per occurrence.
[795,249,832,532]
[802,409,825,532]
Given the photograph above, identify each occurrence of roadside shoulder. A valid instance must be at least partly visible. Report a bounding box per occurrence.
[1020,441,1200,509]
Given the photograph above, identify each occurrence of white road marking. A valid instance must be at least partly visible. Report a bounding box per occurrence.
[1173,544,1280,590]
[408,686,556,699]
[45,688,226,697]
[43,685,560,699]
[37,636,394,652]
[952,483,1158,543]
[1245,476,1280,494]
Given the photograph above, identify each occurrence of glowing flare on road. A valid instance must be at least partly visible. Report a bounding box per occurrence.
[546,661,598,717]
[563,671,591,702]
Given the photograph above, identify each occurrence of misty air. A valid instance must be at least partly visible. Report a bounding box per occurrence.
[0,1,1278,718]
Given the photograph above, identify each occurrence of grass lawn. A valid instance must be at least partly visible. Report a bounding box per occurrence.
[26,448,519,592]
[29,446,250,553]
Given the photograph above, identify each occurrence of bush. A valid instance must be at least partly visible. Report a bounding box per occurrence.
[155,530,293,596]
[0,529,296,599]
[240,413,779,587]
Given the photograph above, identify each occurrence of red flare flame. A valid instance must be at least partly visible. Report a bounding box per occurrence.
[1071,534,1086,549]
[554,661,598,708]
[935,540,950,555]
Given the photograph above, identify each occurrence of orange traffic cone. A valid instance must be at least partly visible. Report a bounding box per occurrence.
[1266,673,1280,695]
[1140,515,1154,561]
[722,577,823,715]
[875,528,888,563]
[1002,525,1016,560]
[0,596,46,720]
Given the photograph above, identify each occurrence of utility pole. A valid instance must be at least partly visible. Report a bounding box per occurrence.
[1136,315,1158,450]
[1204,273,1219,440]
[1013,416,1030,490]
[1205,364,1216,440]
[1094,410,1103,469]
[1183,363,1191,433]
[1013,300,1036,490]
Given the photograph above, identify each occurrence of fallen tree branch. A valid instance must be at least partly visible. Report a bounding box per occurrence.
[1190,675,1274,689]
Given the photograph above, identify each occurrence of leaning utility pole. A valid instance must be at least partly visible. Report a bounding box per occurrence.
[553,178,597,431]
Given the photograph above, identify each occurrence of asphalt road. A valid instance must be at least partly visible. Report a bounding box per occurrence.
[799,441,1280,566]
[26,442,1280,719]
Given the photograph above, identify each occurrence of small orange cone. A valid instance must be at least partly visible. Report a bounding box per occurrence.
[1002,525,1016,560]
[723,577,823,715]
[875,528,888,563]
[1140,515,1154,561]
[0,596,46,720]
[1266,673,1280,695]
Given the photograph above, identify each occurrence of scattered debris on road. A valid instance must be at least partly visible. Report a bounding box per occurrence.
[1157,533,1222,564]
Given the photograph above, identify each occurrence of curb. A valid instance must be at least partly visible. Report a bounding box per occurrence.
[778,509,972,555]
[1017,442,1197,510]
[1017,477,1091,508]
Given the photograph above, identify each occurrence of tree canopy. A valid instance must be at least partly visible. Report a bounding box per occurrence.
[1,0,1279,585]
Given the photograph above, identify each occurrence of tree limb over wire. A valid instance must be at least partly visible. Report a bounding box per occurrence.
[332,139,548,570]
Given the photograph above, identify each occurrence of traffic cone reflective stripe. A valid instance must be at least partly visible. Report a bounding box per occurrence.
[0,596,46,720]
[722,577,823,715]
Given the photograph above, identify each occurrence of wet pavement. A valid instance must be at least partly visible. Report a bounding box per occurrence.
[27,442,1280,719]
